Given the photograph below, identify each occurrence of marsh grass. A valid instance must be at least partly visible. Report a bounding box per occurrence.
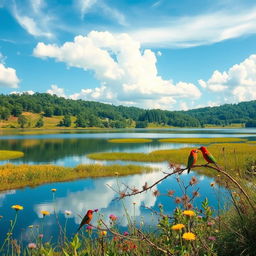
[0,150,24,160]
[0,164,154,191]
[88,143,256,177]
[158,137,247,144]
[108,138,152,143]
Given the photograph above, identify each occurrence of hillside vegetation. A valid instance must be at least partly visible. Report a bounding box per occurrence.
[0,93,256,128]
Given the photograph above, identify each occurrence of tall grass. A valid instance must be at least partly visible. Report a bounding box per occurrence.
[0,163,154,191]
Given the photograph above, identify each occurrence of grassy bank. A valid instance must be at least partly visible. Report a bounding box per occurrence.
[0,163,154,191]
[158,137,247,144]
[108,138,152,143]
[88,143,256,176]
[0,150,24,160]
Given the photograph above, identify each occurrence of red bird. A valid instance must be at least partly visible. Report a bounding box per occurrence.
[77,209,94,231]
[198,146,217,165]
[187,149,198,174]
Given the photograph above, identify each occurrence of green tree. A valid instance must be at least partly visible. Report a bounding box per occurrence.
[18,115,28,128]
[0,107,11,120]
[35,117,44,128]
[59,115,72,127]
[44,107,54,117]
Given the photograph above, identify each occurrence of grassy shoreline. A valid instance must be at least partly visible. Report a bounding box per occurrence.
[0,163,155,192]
[0,150,24,160]
[108,138,152,143]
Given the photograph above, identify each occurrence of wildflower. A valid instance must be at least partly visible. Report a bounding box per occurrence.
[109,214,118,221]
[115,172,119,176]
[28,243,37,249]
[171,223,185,231]
[142,182,148,190]
[153,190,160,197]
[187,203,193,209]
[158,203,163,209]
[197,215,203,220]
[182,232,196,241]
[133,202,136,205]
[11,205,24,211]
[86,226,93,230]
[132,187,139,193]
[183,210,196,217]
[210,182,215,187]
[65,210,72,216]
[51,188,57,192]
[123,231,129,236]
[167,190,175,196]
[208,236,216,241]
[207,221,215,226]
[0,215,3,219]
[28,225,33,228]
[192,191,200,197]
[38,234,43,239]
[175,197,182,204]
[94,209,99,212]
[214,229,219,233]
[40,210,50,217]
[189,176,198,185]
[181,195,190,202]
[100,231,107,236]
[119,192,126,198]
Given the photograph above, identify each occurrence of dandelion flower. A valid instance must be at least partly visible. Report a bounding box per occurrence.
[40,210,50,217]
[51,188,57,192]
[11,205,23,211]
[171,224,185,231]
[182,232,196,241]
[183,210,196,217]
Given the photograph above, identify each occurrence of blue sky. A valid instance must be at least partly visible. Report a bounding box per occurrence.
[0,0,256,110]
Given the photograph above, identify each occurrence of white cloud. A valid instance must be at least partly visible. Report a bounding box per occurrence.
[0,52,6,64]
[10,90,35,95]
[0,63,20,88]
[11,0,54,38]
[131,8,256,48]
[34,31,201,110]
[47,84,66,98]
[199,54,256,102]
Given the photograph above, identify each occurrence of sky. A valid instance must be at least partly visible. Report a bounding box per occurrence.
[0,0,256,110]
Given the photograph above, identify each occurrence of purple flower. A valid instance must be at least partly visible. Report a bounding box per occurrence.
[94,209,99,213]
[208,236,216,241]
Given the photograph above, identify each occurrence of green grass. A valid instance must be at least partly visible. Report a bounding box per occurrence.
[158,137,247,144]
[0,150,24,160]
[0,163,155,191]
[88,143,256,176]
[108,138,152,143]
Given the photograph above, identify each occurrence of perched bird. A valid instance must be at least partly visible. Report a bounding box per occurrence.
[198,146,217,165]
[187,149,198,174]
[77,209,94,231]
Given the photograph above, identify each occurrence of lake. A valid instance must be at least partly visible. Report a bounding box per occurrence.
[0,128,255,243]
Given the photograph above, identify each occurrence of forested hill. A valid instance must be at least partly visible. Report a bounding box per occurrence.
[0,93,256,128]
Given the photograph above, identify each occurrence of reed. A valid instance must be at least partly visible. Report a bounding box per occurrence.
[0,163,154,191]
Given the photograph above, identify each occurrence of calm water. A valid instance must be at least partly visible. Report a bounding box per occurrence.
[0,128,255,242]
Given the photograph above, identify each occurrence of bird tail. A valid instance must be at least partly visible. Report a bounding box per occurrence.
[187,168,191,174]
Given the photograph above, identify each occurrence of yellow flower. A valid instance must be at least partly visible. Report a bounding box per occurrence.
[182,232,196,241]
[51,188,57,192]
[210,182,215,187]
[28,225,33,228]
[171,224,185,231]
[11,205,24,211]
[100,231,107,236]
[183,210,196,217]
[41,210,50,216]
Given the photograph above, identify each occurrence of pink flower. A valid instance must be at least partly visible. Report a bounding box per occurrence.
[123,231,129,236]
[28,243,37,249]
[109,214,118,221]
[208,236,216,241]
[38,234,43,239]
[207,221,215,226]
[86,225,93,230]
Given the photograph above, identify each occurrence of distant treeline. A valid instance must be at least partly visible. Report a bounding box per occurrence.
[0,93,256,128]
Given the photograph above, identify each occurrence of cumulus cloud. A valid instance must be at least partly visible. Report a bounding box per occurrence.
[0,63,20,88]
[34,31,201,109]
[47,84,66,98]
[131,8,256,48]
[198,54,256,102]
[10,90,35,95]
